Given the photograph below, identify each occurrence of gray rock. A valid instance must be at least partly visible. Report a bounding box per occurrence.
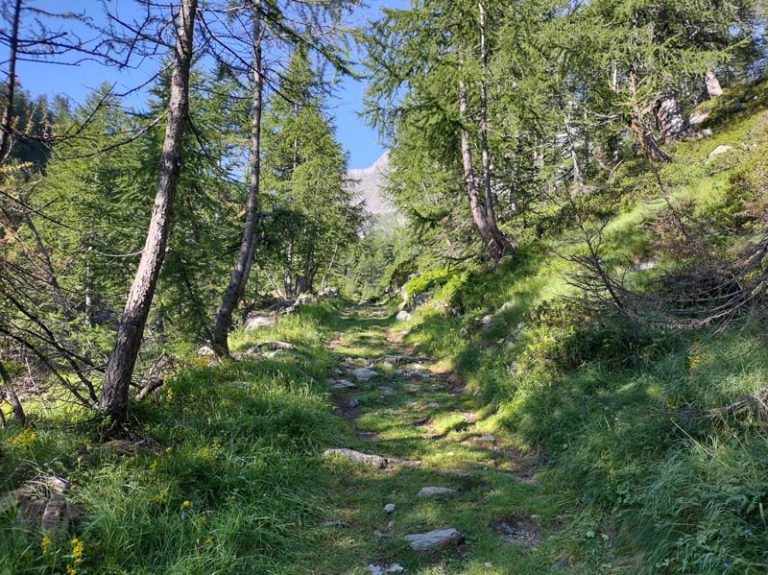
[480,314,493,329]
[404,528,463,551]
[351,367,379,381]
[197,345,216,358]
[349,398,360,408]
[379,386,394,395]
[321,520,350,528]
[323,448,388,469]
[328,379,357,390]
[368,564,405,575]
[689,110,710,126]
[396,310,412,322]
[384,503,396,513]
[417,486,457,497]
[245,312,277,331]
[708,144,735,160]
[474,434,496,443]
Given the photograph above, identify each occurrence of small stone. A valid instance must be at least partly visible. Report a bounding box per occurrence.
[328,379,357,390]
[379,386,394,395]
[484,562,493,568]
[689,110,710,125]
[321,520,350,528]
[418,486,457,497]
[196,345,216,358]
[475,434,496,443]
[323,448,388,469]
[396,310,412,321]
[404,527,463,551]
[368,563,405,575]
[351,367,379,381]
[708,144,735,160]
[244,312,277,331]
[480,314,493,329]
[384,503,396,513]
[349,398,360,408]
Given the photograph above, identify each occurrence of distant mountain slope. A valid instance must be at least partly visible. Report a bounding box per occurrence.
[346,152,397,221]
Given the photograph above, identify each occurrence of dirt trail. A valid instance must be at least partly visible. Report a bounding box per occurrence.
[317,306,566,575]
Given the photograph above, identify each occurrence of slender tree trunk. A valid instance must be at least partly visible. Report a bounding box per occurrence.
[629,72,671,162]
[705,70,723,98]
[477,2,512,260]
[212,6,264,356]
[0,359,25,426]
[0,0,22,166]
[320,242,339,291]
[23,211,70,316]
[655,88,689,143]
[99,0,197,425]
[458,79,504,262]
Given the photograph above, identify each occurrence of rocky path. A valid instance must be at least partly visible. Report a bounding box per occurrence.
[315,307,572,575]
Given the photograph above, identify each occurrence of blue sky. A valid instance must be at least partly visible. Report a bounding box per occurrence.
[12,0,406,169]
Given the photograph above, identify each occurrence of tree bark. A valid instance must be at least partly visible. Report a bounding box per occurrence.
[211,6,264,357]
[0,359,26,426]
[0,0,22,166]
[477,2,512,260]
[99,0,197,425]
[458,78,507,262]
[655,88,690,144]
[705,70,723,98]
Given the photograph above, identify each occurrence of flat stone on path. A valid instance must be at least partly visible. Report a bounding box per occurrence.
[418,486,457,497]
[327,379,357,390]
[384,503,396,513]
[368,563,405,574]
[351,367,379,381]
[323,448,388,469]
[404,527,464,551]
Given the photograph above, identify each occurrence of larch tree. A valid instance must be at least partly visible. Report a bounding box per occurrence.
[100,0,198,425]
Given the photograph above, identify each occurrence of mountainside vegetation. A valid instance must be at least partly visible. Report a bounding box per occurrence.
[2,0,768,574]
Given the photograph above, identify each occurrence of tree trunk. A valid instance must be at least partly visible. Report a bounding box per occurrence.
[212,7,264,357]
[99,0,197,425]
[0,359,26,426]
[655,88,690,143]
[458,79,505,262]
[629,72,671,162]
[477,2,512,260]
[705,70,723,98]
[0,0,22,166]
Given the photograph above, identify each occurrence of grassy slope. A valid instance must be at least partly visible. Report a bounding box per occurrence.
[399,82,768,574]
[2,83,768,575]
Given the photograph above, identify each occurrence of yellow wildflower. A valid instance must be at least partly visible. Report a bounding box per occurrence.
[151,487,170,505]
[149,460,159,473]
[181,500,191,509]
[688,354,701,371]
[41,535,51,554]
[7,428,37,447]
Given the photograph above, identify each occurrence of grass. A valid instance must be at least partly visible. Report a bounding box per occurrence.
[4,81,768,575]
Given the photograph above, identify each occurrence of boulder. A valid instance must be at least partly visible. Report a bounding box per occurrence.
[404,528,463,551]
[323,448,388,469]
[396,310,412,322]
[245,312,277,331]
[418,486,457,497]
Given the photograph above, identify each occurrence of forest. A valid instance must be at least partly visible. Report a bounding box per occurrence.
[2,1,768,573]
